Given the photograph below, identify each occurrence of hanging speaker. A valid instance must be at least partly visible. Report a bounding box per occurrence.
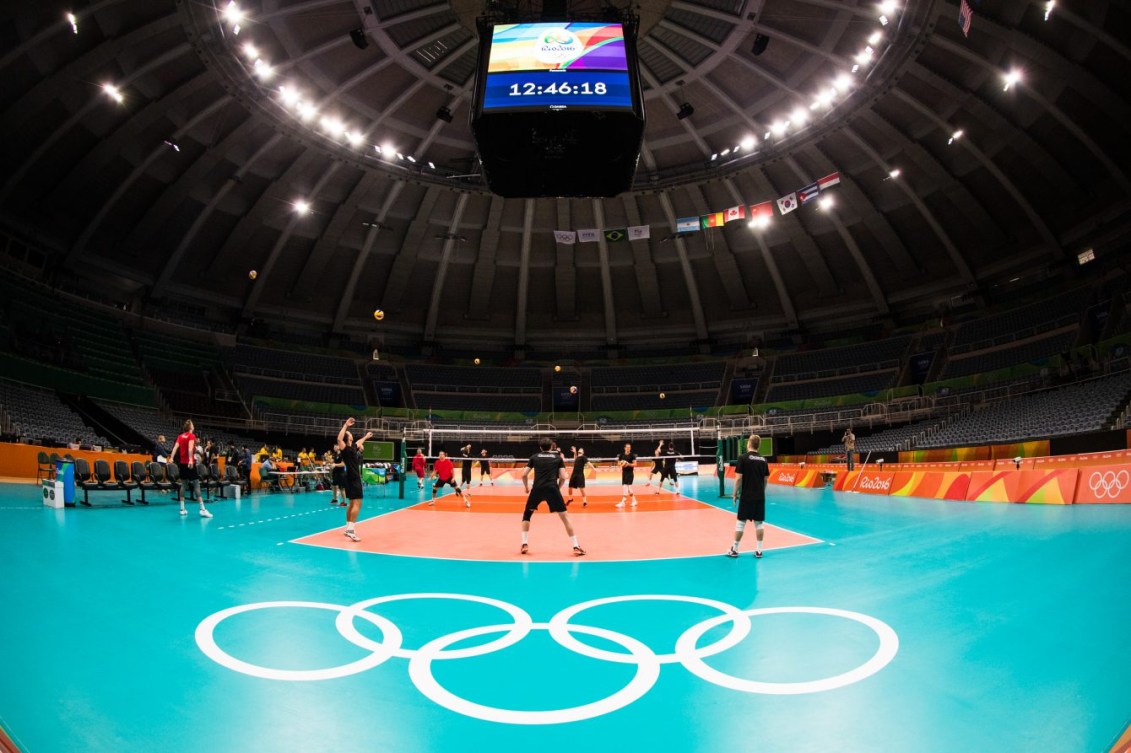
[751,34,770,56]
[349,28,369,50]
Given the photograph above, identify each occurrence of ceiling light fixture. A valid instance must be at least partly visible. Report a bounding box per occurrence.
[818,195,834,210]
[1044,1,1055,21]
[868,31,883,45]
[293,199,310,215]
[102,83,124,103]
[948,128,964,144]
[66,12,78,34]
[741,135,756,151]
[1003,69,1022,91]
[222,1,244,27]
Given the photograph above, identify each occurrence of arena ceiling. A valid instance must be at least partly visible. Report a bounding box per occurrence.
[0,0,1129,356]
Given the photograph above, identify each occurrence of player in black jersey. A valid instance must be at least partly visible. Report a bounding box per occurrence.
[658,439,680,493]
[337,417,374,542]
[646,440,664,489]
[520,438,585,556]
[329,445,346,507]
[726,435,770,558]
[478,448,493,486]
[567,446,592,507]
[614,442,639,509]
[459,444,474,488]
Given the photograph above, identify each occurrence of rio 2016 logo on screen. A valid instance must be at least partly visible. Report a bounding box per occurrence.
[482,22,633,111]
[487,23,628,73]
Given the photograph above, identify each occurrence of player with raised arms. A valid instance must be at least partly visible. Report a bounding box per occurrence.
[478,448,494,486]
[614,442,639,509]
[520,438,585,557]
[659,439,680,493]
[646,439,664,490]
[566,445,592,507]
[337,417,373,542]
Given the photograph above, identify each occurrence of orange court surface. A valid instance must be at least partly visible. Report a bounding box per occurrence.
[295,484,822,562]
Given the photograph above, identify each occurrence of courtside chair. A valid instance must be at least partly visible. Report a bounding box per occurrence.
[73,458,105,507]
[111,460,139,505]
[36,451,54,482]
[132,461,153,505]
[195,463,215,502]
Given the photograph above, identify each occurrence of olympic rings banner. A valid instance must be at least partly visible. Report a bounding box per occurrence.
[195,592,900,725]
[1074,465,1131,503]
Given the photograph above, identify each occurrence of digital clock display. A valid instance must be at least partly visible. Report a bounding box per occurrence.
[480,23,634,111]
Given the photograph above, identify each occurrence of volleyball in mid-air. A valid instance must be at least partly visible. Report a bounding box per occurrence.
[474,358,481,365]
[659,392,666,399]
[569,385,578,394]
[554,365,561,372]
[248,270,257,280]
[373,309,384,321]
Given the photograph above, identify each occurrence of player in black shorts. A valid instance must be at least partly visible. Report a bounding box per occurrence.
[459,444,474,488]
[478,448,493,486]
[520,438,585,556]
[330,445,346,507]
[646,439,664,489]
[614,442,639,509]
[659,439,680,493]
[567,446,592,507]
[726,434,770,559]
[337,417,374,542]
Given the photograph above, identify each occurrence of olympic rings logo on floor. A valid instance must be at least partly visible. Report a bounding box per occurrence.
[195,593,900,725]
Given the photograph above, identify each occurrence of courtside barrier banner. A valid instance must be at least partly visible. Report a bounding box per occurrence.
[889,471,972,501]
[792,469,827,488]
[835,470,895,494]
[1014,469,1077,504]
[769,468,799,486]
[1074,465,1131,504]
[993,458,1036,471]
[965,471,1021,502]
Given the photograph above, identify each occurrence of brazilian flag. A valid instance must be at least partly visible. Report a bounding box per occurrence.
[603,228,627,242]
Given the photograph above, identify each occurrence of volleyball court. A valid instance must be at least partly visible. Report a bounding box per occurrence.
[298,431,822,562]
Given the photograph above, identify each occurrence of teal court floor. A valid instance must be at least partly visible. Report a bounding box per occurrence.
[1,476,1129,753]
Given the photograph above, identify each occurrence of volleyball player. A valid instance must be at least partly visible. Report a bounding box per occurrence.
[520,438,585,556]
[170,419,210,518]
[659,439,680,493]
[646,439,664,489]
[337,417,373,542]
[567,446,591,507]
[330,444,346,506]
[460,444,474,488]
[478,448,493,486]
[429,450,470,508]
[614,442,639,509]
[411,448,426,489]
[726,434,770,559]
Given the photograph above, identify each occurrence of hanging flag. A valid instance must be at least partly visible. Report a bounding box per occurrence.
[798,183,820,205]
[700,212,725,228]
[553,230,577,245]
[748,201,774,223]
[724,205,746,224]
[777,193,798,215]
[958,0,972,36]
[604,228,627,242]
[628,225,650,240]
[577,228,600,242]
[817,172,841,191]
[676,217,700,233]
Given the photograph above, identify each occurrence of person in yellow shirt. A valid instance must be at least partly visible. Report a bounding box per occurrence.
[272,446,283,460]
[257,445,269,462]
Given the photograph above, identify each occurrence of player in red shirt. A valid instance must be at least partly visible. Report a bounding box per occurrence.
[169,419,210,518]
[411,449,426,490]
[428,450,470,508]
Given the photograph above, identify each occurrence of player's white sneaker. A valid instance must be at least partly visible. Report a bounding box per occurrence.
[344,530,360,542]
[179,509,187,516]
[630,499,638,507]
[615,501,625,509]
[428,499,435,506]
[465,499,471,508]
[199,508,212,518]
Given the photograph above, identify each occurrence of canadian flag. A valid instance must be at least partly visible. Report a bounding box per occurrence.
[723,205,746,223]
